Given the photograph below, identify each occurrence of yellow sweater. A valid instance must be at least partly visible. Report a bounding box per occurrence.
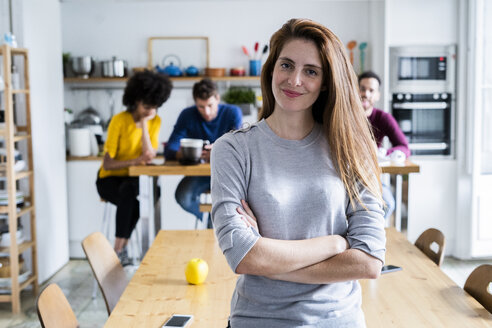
[98,111,161,178]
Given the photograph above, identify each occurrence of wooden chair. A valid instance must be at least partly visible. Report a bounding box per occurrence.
[36,283,79,328]
[199,203,212,213]
[414,228,446,266]
[464,264,492,313]
[82,231,128,315]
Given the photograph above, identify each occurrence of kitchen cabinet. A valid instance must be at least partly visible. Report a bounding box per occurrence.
[0,44,38,314]
[66,159,105,258]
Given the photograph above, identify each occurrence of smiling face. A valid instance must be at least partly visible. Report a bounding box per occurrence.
[195,94,220,122]
[359,77,380,116]
[271,38,324,115]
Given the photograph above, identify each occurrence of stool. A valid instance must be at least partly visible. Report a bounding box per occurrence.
[197,192,212,229]
[100,199,142,262]
[92,199,142,298]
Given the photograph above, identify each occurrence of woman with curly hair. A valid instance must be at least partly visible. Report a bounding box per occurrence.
[211,18,385,327]
[96,70,172,265]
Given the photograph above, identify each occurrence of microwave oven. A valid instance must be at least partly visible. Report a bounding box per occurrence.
[389,45,456,94]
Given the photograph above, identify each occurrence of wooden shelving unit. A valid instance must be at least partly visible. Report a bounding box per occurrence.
[0,44,38,314]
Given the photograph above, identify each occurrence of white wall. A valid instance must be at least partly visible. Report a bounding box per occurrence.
[0,0,11,40]
[18,0,69,282]
[61,0,379,71]
[386,0,460,254]
[387,0,458,45]
[61,0,385,130]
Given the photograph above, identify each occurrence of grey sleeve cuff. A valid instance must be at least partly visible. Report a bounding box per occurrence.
[346,190,387,264]
[220,227,260,272]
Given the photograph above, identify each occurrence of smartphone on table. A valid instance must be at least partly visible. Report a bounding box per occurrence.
[161,314,194,327]
[381,265,402,274]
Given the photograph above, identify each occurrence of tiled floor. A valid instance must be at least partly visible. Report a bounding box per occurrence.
[0,257,490,327]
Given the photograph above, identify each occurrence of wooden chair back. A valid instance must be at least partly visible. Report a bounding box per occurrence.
[82,231,128,315]
[36,283,79,328]
[414,228,446,266]
[464,264,492,313]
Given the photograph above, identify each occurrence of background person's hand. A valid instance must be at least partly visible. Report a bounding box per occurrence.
[201,144,213,163]
[142,110,157,122]
[135,110,157,128]
[134,149,154,165]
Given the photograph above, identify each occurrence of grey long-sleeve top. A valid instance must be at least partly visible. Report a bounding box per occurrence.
[211,119,386,327]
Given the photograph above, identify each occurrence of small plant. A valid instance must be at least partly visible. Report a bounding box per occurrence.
[62,52,71,77]
[222,87,256,105]
[62,52,71,64]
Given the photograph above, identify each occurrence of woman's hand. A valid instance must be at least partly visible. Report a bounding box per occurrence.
[142,110,157,122]
[135,110,157,128]
[133,149,154,165]
[237,199,258,232]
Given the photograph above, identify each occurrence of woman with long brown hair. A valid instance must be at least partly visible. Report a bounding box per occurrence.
[211,18,386,327]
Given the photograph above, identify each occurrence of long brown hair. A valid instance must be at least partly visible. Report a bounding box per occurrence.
[260,18,382,208]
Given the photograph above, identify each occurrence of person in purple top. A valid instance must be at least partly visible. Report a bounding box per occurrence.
[164,78,242,227]
[358,71,410,220]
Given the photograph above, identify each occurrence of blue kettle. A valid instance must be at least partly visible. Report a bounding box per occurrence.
[185,65,199,77]
[155,54,183,77]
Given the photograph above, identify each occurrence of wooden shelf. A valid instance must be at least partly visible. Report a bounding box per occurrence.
[64,76,260,83]
[0,241,35,254]
[19,275,36,291]
[0,274,36,296]
[16,205,34,218]
[0,204,33,217]
[0,131,31,140]
[13,134,30,142]
[0,168,33,180]
[0,47,28,56]
[12,89,29,94]
[64,77,127,83]
[14,170,33,180]
[0,294,11,302]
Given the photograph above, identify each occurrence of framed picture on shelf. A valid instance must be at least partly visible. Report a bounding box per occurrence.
[147,36,209,76]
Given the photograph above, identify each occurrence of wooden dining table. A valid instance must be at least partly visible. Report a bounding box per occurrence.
[104,228,492,328]
[129,160,420,253]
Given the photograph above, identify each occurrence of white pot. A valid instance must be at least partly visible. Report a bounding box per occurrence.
[69,128,91,157]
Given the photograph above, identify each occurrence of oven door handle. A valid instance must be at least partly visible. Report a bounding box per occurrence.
[409,143,448,150]
[393,102,448,109]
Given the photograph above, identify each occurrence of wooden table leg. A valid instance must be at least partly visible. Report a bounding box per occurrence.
[395,174,402,232]
[138,175,154,256]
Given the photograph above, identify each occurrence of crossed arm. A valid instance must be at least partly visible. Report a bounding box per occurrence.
[235,200,383,284]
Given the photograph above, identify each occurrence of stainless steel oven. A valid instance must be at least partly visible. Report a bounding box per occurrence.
[389,45,456,156]
[392,93,451,155]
